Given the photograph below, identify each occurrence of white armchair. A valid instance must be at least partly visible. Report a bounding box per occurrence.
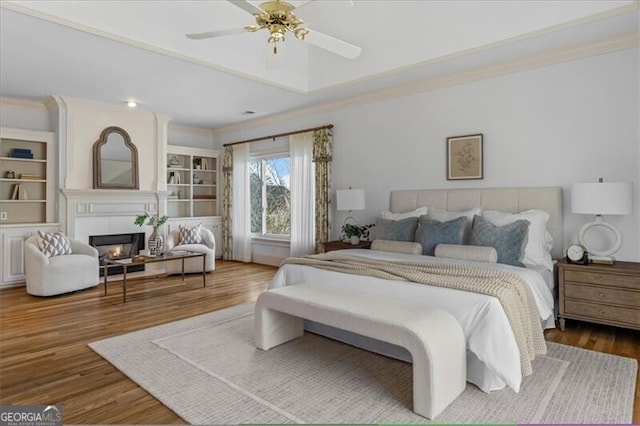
[24,236,100,296]
[165,227,215,274]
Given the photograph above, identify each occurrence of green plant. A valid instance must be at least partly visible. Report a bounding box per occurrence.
[341,223,374,239]
[134,212,168,229]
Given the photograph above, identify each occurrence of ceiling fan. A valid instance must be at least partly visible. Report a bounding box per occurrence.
[186,0,361,59]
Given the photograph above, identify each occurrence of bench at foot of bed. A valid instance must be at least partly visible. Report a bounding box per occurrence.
[255,283,466,420]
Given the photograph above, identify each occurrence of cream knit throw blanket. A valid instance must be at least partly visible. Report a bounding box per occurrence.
[281,253,547,377]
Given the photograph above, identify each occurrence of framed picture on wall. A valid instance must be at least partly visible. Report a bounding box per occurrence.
[446,134,483,180]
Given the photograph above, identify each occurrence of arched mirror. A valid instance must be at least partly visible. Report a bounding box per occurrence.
[93,126,139,189]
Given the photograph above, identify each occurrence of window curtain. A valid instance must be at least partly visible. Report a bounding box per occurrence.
[289,132,315,257]
[312,129,332,253]
[232,144,252,262]
[222,145,233,260]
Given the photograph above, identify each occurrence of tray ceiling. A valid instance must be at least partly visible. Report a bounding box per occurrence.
[0,1,637,128]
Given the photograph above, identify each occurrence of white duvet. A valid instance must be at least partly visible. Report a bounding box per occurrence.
[269,249,555,393]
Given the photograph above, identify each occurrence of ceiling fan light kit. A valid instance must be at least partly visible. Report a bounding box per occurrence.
[186,0,361,59]
[251,1,307,47]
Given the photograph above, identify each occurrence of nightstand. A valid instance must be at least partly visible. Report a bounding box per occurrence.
[323,240,372,253]
[557,259,640,331]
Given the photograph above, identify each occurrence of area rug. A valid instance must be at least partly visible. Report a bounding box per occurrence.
[89,303,637,424]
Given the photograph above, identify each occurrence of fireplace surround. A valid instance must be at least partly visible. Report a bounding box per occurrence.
[89,232,145,276]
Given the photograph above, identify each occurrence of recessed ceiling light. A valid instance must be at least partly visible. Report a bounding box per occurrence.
[126,100,137,108]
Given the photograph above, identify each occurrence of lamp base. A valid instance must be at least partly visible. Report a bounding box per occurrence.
[577,217,622,259]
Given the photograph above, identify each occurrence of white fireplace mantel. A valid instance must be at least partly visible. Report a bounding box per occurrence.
[61,189,168,243]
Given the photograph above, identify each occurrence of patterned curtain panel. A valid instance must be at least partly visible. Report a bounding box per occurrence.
[312,128,333,253]
[222,145,233,260]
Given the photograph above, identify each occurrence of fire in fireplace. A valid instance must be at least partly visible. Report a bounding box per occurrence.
[89,232,145,276]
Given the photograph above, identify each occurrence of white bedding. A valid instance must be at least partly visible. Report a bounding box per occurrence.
[269,249,555,393]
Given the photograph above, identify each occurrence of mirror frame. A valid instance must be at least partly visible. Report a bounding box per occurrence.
[93,126,139,189]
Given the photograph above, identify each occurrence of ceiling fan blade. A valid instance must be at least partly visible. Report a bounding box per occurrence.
[304,29,361,59]
[186,28,247,40]
[289,0,316,12]
[227,0,264,16]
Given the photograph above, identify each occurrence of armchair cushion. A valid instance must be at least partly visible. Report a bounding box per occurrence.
[37,230,72,257]
[179,224,203,245]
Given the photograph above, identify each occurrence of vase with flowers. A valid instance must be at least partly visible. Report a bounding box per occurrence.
[135,212,169,255]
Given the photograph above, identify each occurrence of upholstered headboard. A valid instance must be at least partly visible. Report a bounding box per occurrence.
[390,187,564,259]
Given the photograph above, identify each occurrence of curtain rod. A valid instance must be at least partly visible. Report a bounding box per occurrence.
[222,124,333,147]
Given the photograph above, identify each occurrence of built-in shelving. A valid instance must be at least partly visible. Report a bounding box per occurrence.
[166,145,222,258]
[0,127,58,287]
[166,145,219,218]
[0,127,55,224]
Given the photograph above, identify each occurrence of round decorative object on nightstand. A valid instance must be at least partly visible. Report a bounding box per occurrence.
[577,219,622,258]
[566,244,588,265]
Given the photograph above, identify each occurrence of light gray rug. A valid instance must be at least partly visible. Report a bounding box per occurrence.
[89,303,637,424]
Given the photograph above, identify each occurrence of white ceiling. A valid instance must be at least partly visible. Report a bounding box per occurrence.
[0,1,637,129]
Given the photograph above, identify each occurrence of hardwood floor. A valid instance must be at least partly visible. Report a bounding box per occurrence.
[1,260,638,424]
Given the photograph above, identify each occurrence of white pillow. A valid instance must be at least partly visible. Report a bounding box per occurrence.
[482,209,554,271]
[427,206,482,243]
[381,206,428,221]
[179,224,203,245]
[37,230,72,257]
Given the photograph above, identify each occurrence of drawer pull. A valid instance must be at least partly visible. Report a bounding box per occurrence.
[598,309,605,314]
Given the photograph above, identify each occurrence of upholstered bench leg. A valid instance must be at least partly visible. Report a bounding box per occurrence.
[255,306,304,350]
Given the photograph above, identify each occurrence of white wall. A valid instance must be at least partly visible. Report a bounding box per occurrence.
[214,48,640,262]
[167,124,215,149]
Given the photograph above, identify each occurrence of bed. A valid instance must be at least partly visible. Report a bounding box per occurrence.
[269,186,563,393]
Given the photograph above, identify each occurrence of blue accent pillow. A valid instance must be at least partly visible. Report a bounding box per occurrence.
[469,215,530,267]
[415,215,467,256]
[374,217,419,242]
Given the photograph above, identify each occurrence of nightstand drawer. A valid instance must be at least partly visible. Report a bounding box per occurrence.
[564,283,640,307]
[564,270,639,289]
[565,300,640,327]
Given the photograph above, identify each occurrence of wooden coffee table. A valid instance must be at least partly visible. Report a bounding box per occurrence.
[103,251,206,303]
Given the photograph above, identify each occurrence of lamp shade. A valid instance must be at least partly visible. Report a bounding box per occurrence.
[336,188,365,211]
[571,181,633,215]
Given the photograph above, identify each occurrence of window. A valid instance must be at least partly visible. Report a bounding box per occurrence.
[249,155,291,237]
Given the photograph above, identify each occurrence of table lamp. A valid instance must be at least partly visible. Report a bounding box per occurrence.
[337,188,365,225]
[571,178,633,264]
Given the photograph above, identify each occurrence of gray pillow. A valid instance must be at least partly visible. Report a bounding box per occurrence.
[469,215,530,267]
[415,216,467,256]
[374,217,419,242]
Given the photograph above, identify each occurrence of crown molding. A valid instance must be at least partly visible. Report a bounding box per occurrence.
[305,3,640,96]
[0,96,48,111]
[52,95,171,121]
[0,1,307,96]
[212,32,639,137]
[168,122,216,138]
